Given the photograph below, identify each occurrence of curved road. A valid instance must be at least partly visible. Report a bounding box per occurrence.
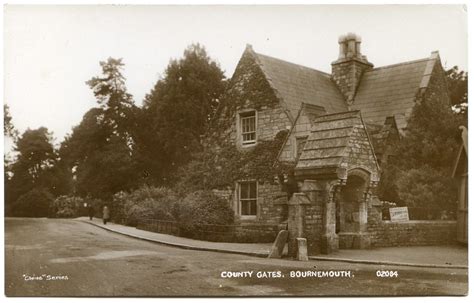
[5,218,468,297]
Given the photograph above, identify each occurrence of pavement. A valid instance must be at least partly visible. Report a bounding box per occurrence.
[77,217,468,269]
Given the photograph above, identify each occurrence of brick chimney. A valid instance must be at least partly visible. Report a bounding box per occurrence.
[331,33,373,105]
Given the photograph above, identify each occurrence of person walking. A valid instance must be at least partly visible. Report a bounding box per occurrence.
[88,204,94,220]
[102,205,110,225]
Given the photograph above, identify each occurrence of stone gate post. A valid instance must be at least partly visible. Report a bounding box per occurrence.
[321,184,339,254]
[287,193,310,258]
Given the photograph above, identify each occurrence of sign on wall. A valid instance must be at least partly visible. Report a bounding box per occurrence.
[389,207,410,222]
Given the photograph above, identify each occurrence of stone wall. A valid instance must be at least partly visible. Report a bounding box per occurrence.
[369,220,457,247]
[224,105,292,149]
[137,219,279,243]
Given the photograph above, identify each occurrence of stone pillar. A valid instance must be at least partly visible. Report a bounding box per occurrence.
[358,199,368,232]
[321,184,339,254]
[296,238,309,261]
[353,193,371,249]
[287,193,310,258]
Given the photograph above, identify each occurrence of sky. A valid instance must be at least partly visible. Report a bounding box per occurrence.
[3,4,468,148]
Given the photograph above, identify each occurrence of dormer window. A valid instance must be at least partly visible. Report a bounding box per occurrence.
[240,111,256,146]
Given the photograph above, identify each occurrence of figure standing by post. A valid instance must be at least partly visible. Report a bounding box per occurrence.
[88,204,94,220]
[103,205,110,225]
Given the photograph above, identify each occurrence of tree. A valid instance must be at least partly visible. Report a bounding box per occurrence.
[4,104,18,139]
[4,104,18,186]
[377,66,466,216]
[5,127,65,215]
[137,44,226,183]
[446,66,468,106]
[86,57,137,142]
[59,58,140,199]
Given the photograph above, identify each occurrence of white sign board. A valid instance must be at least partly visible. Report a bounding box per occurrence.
[389,207,409,222]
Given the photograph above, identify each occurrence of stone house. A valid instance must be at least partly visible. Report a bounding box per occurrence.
[206,33,452,254]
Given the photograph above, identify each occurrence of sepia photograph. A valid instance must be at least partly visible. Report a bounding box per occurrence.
[2,2,469,298]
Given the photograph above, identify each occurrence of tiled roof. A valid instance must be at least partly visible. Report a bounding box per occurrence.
[252,52,348,120]
[296,111,377,171]
[352,53,438,129]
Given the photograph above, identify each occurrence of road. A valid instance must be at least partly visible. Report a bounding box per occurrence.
[5,218,468,297]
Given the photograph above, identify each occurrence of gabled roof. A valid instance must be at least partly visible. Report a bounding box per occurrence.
[250,49,348,120]
[352,52,440,129]
[296,111,378,176]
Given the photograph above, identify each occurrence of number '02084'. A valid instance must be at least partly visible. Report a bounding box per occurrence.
[376,270,398,278]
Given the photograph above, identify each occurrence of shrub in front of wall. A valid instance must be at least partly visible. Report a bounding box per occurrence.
[118,185,179,227]
[174,190,235,238]
[50,195,84,218]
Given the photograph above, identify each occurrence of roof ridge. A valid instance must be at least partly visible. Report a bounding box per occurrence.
[369,57,430,71]
[254,51,331,77]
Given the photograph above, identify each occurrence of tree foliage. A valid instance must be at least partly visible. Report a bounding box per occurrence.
[136,44,226,183]
[4,104,18,139]
[59,58,140,199]
[377,65,466,214]
[446,66,468,106]
[10,188,53,217]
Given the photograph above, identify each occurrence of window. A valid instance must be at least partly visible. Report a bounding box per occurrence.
[239,181,257,216]
[240,111,256,145]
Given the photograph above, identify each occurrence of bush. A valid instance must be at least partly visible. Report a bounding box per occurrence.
[395,165,457,212]
[12,188,53,217]
[116,186,179,227]
[175,190,234,237]
[50,195,84,218]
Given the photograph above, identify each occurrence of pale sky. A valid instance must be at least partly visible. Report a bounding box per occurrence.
[3,5,468,147]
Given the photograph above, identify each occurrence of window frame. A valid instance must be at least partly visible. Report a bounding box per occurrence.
[238,181,258,219]
[238,110,257,147]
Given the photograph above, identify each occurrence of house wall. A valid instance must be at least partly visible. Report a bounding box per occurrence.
[208,48,292,147]
[239,181,289,225]
[206,48,293,225]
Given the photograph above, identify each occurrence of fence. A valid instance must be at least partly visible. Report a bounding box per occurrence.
[136,218,280,243]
